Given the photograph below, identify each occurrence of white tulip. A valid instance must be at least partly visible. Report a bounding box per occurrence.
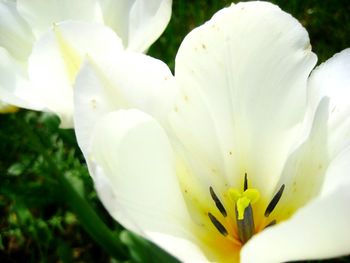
[74,2,350,262]
[0,0,172,127]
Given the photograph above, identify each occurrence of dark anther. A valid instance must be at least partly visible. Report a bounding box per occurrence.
[208,212,228,236]
[209,186,227,217]
[264,184,285,217]
[264,220,277,229]
[244,173,248,191]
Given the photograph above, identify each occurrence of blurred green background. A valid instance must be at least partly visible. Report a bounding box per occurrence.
[1,1,349,262]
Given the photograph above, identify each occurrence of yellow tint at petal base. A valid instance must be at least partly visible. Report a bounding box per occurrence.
[53,24,82,85]
[0,102,19,114]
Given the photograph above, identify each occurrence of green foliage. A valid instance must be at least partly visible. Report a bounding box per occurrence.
[0,112,117,262]
[1,1,350,262]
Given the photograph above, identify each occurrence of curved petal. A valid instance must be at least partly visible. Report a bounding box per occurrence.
[241,146,350,263]
[88,109,192,240]
[147,232,209,263]
[269,98,329,222]
[98,0,172,52]
[171,2,317,200]
[27,21,123,128]
[307,48,350,158]
[321,145,350,195]
[0,47,44,110]
[17,0,102,38]
[74,51,176,154]
[0,1,34,60]
[272,49,350,220]
[92,166,208,263]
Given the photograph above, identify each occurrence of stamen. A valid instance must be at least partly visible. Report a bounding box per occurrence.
[208,212,228,236]
[209,186,227,217]
[264,184,285,217]
[235,204,255,244]
[264,220,276,229]
[244,173,248,191]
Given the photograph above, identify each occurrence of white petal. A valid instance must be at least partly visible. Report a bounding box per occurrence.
[27,21,123,128]
[321,145,350,195]
[171,2,317,199]
[0,1,34,60]
[88,109,191,239]
[17,0,102,38]
[269,49,350,221]
[271,98,329,219]
[241,146,350,263]
[92,167,208,263]
[0,47,44,110]
[74,51,176,154]
[98,0,172,52]
[308,48,350,158]
[147,232,209,263]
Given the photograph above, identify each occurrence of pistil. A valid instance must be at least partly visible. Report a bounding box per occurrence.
[235,203,255,244]
[229,187,260,244]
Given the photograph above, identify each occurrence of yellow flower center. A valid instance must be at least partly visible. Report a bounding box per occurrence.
[184,173,285,262]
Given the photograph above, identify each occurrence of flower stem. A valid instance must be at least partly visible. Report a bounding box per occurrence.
[57,172,128,260]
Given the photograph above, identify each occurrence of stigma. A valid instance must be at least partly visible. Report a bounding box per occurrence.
[207,174,285,244]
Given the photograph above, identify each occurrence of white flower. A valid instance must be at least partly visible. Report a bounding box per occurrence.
[74,2,350,262]
[0,0,172,127]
